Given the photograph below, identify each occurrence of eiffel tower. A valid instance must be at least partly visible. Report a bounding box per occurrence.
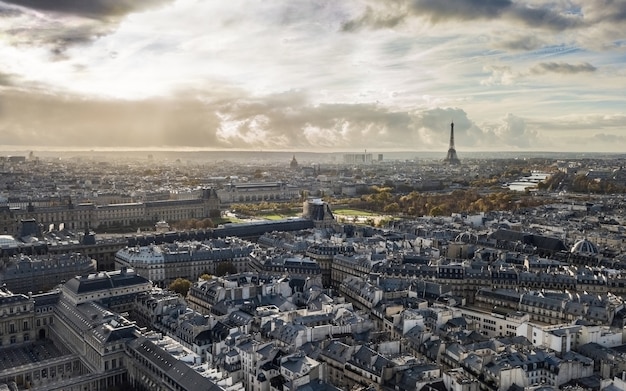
[444,121,461,165]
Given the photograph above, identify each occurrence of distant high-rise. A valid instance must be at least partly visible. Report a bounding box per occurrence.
[444,122,461,165]
[343,153,373,164]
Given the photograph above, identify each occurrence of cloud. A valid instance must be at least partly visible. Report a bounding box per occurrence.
[6,23,109,59]
[0,89,222,148]
[0,3,23,17]
[507,2,581,31]
[472,113,541,149]
[1,0,174,56]
[0,72,16,86]
[1,0,623,154]
[345,0,583,32]
[215,91,418,150]
[1,84,620,152]
[593,133,626,143]
[410,0,512,22]
[481,65,518,86]
[341,3,409,31]
[530,62,597,75]
[3,0,173,20]
[489,113,536,148]
[558,132,626,153]
[581,1,626,24]
[528,114,626,131]
[0,87,490,151]
[495,34,545,51]
[482,61,597,85]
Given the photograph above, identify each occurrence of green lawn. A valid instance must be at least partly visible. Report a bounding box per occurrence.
[263,214,287,220]
[333,209,376,216]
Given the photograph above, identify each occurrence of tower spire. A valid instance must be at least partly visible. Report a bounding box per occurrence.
[444,121,460,165]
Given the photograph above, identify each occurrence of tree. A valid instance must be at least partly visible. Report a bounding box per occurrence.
[199,274,212,281]
[429,205,445,216]
[383,202,400,214]
[169,278,192,297]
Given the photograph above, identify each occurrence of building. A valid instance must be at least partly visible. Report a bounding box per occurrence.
[302,199,335,229]
[60,268,152,312]
[458,306,530,339]
[0,253,96,294]
[306,242,355,288]
[0,268,229,391]
[0,286,36,347]
[290,155,299,170]
[5,188,220,233]
[115,238,255,287]
[343,153,373,164]
[217,182,299,204]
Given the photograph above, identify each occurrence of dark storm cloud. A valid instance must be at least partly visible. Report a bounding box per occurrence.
[507,3,581,31]
[2,0,174,56]
[344,0,582,32]
[411,0,582,30]
[411,0,512,22]
[530,62,597,75]
[0,2,23,16]
[7,23,108,58]
[3,0,173,20]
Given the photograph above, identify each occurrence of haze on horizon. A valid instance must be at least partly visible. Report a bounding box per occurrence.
[1,0,625,153]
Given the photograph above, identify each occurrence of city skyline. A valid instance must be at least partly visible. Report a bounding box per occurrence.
[1,0,625,152]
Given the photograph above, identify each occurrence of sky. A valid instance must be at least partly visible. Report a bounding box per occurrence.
[0,0,625,153]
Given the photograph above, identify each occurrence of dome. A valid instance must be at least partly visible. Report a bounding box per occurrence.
[570,239,598,255]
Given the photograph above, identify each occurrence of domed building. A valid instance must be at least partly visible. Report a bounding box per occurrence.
[290,155,298,170]
[570,239,599,255]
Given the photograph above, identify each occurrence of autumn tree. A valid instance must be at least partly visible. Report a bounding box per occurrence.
[169,278,192,297]
[383,202,400,214]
